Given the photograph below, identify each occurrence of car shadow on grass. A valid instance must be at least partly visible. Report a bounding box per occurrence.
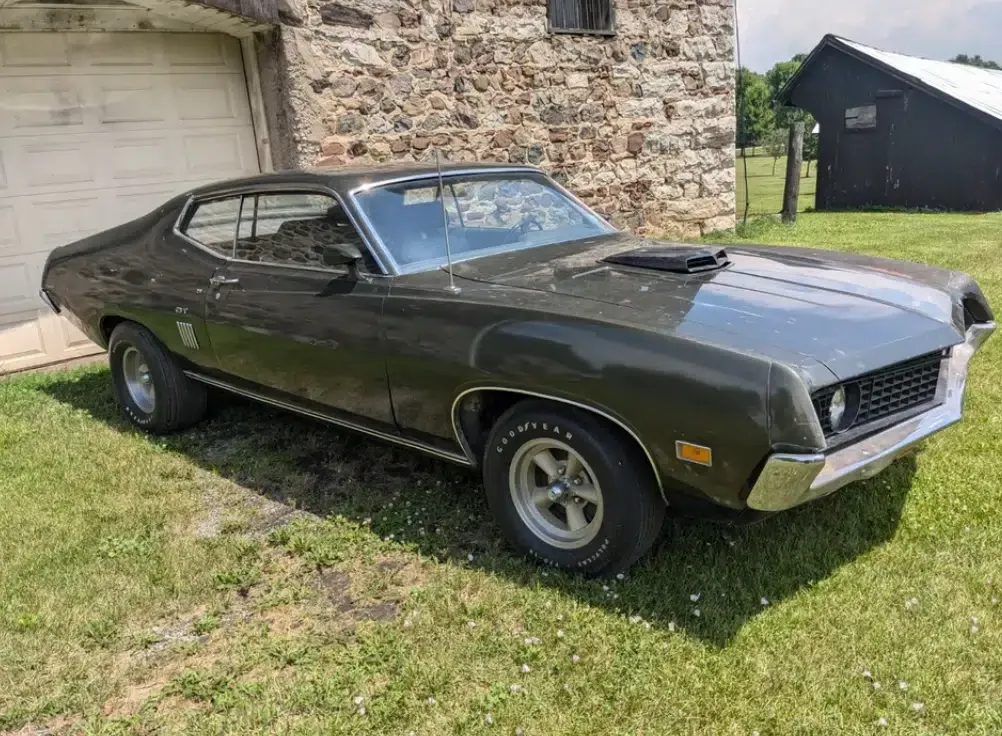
[39,369,914,648]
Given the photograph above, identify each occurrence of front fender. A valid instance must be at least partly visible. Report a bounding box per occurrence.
[466,319,774,510]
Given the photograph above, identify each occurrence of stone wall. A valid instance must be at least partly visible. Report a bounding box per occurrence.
[264,0,736,236]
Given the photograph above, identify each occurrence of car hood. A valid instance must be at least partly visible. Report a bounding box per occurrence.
[451,233,968,382]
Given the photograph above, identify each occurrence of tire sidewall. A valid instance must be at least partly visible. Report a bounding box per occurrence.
[483,411,639,575]
[108,329,166,431]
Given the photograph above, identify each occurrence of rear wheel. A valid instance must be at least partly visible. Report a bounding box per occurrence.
[108,322,206,434]
[482,400,665,576]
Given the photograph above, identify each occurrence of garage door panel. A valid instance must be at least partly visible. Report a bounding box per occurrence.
[164,33,235,69]
[0,309,48,367]
[99,78,169,124]
[183,129,256,178]
[1,31,260,373]
[0,33,70,68]
[5,79,86,130]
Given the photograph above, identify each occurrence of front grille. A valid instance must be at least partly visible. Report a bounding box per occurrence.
[812,352,944,437]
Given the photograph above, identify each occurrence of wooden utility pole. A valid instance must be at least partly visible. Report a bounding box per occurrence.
[781,122,805,223]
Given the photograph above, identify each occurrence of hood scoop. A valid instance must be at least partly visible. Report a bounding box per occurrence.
[602,246,730,275]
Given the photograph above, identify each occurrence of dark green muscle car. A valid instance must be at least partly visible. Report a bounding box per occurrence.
[40,163,996,575]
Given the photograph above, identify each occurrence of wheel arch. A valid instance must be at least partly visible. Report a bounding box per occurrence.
[450,386,665,500]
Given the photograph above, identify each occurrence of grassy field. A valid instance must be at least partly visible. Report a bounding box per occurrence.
[3,211,1002,734]
[737,151,817,218]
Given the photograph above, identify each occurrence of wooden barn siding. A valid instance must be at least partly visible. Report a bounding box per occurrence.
[195,0,278,24]
[788,47,1002,212]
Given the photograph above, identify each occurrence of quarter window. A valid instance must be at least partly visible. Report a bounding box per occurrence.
[548,0,614,34]
[182,197,243,258]
[234,192,368,270]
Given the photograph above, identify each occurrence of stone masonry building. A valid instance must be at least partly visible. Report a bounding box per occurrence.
[265,0,737,235]
[0,0,735,372]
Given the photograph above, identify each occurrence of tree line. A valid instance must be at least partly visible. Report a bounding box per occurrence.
[737,54,818,173]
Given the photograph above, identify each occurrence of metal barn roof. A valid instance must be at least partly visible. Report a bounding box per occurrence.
[781,35,1002,127]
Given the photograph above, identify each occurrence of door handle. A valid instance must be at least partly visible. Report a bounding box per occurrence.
[209,275,240,287]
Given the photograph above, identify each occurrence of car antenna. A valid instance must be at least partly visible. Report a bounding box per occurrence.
[435,148,461,294]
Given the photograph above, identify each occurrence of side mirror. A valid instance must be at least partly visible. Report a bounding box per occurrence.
[323,243,362,268]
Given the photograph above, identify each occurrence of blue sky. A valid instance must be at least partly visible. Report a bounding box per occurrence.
[739,0,1002,71]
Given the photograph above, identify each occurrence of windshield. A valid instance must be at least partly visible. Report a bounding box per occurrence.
[352,172,615,273]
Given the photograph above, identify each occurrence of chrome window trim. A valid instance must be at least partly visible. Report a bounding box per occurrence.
[347,167,617,277]
[171,184,393,277]
[746,321,996,512]
[184,371,472,467]
[39,288,60,314]
[449,386,665,500]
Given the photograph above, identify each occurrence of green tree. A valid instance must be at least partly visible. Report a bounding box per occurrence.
[804,126,819,178]
[951,53,1002,70]
[763,128,787,176]
[766,54,817,176]
[737,68,774,150]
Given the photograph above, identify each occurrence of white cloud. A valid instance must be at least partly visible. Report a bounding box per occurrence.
[738,0,1002,71]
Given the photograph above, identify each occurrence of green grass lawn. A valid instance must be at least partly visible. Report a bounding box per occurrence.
[3,211,1002,734]
[737,151,817,218]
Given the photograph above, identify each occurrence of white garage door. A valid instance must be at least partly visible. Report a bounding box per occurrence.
[0,32,260,374]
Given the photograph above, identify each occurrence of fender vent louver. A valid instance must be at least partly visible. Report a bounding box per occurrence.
[602,247,730,274]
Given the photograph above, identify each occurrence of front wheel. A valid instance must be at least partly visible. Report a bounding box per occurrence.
[108,322,206,434]
[482,400,665,576]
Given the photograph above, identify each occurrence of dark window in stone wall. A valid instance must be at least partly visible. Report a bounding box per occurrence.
[548,0,615,35]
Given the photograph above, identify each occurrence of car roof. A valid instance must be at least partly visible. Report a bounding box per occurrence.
[188,162,543,199]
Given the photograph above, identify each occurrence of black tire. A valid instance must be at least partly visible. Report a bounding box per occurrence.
[108,322,206,434]
[482,400,665,576]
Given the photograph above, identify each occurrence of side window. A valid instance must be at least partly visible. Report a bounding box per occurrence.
[234,192,368,269]
[181,197,242,258]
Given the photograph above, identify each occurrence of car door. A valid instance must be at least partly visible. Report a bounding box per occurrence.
[203,189,395,426]
[145,195,245,371]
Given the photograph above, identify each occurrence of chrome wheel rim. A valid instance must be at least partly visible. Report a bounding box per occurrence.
[122,346,155,414]
[509,439,604,550]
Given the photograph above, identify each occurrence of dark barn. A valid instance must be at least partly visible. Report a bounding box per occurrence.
[780,35,1002,212]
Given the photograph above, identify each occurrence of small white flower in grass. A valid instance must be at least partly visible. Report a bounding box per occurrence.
[563,683,570,691]
[971,624,979,633]
[467,620,477,629]
[353,695,364,706]
[602,585,610,592]
[690,592,701,602]
[542,571,549,578]
[668,622,676,632]
[557,614,564,621]
[557,630,565,638]
[971,616,979,624]
[571,654,580,663]
[515,728,525,736]
[426,696,437,705]
[643,621,651,629]
[467,553,475,562]
[877,717,888,728]
[617,573,625,580]
[693,608,701,617]
[403,618,412,627]
[899,681,909,690]
[862,670,872,679]
[485,713,494,725]
[629,615,642,624]
[760,597,769,607]
[993,598,999,605]
[905,597,919,610]
[523,636,541,645]
[612,593,620,599]
[873,681,881,690]
[912,702,925,712]
[357,706,366,716]
[509,684,523,694]
[521,663,531,673]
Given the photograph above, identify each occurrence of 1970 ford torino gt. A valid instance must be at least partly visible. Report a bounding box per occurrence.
[41,163,995,574]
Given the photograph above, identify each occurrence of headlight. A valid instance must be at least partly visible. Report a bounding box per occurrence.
[829,386,847,430]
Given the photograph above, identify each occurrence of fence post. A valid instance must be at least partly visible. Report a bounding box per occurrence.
[781,122,805,223]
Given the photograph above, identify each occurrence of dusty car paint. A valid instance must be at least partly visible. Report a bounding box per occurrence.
[41,164,995,517]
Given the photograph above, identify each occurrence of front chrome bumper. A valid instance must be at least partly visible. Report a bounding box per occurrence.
[746,322,996,512]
